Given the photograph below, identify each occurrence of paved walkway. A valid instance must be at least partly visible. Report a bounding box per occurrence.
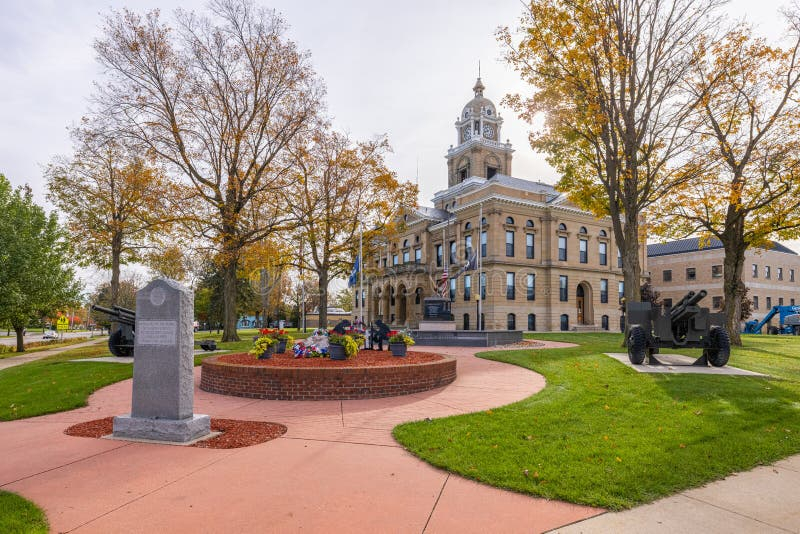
[0,341,601,533]
[0,338,105,371]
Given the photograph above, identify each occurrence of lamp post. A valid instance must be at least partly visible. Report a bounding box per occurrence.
[475,293,480,331]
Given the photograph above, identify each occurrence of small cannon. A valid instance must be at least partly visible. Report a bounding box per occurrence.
[91,304,135,357]
[626,290,730,367]
[368,320,391,350]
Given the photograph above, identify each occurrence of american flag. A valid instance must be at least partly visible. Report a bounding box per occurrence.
[440,264,449,297]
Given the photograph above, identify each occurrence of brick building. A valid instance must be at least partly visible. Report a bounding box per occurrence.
[647,238,800,322]
[353,78,641,331]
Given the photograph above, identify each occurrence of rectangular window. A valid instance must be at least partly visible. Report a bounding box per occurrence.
[686,267,696,281]
[600,279,608,303]
[559,275,568,302]
[663,269,672,282]
[449,279,456,302]
[766,296,772,308]
[361,289,365,308]
[480,272,486,299]
[663,298,673,308]
[712,265,722,278]
[464,235,473,259]
[778,267,784,281]
[382,258,387,268]
[752,264,758,278]
[579,239,588,263]
[792,269,796,282]
[753,295,759,310]
[779,297,784,306]
[618,281,624,303]
[414,248,421,264]
[617,250,623,268]
[464,275,471,301]
[599,242,607,266]
[558,236,567,261]
[392,254,398,266]
[527,274,535,301]
[765,266,771,279]
[402,250,410,263]
[526,233,534,259]
[712,296,722,309]
[792,298,796,306]
[450,241,457,265]
[481,231,487,258]
[506,272,515,300]
[435,244,442,267]
[506,231,515,257]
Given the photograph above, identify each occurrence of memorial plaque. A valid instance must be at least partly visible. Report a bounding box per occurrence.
[137,320,178,346]
[423,296,451,320]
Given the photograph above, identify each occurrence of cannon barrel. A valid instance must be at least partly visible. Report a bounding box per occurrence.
[670,290,708,323]
[91,304,135,326]
[671,291,696,310]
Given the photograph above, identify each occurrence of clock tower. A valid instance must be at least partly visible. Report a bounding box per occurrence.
[446,77,514,187]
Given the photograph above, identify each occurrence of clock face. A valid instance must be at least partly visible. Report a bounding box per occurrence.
[483,124,494,138]
[462,128,472,142]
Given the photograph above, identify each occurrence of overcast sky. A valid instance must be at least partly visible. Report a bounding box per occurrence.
[0,0,796,282]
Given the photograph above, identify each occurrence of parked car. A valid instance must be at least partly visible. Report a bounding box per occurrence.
[43,330,59,340]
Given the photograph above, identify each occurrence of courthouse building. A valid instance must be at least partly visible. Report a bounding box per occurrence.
[648,238,800,320]
[354,78,642,331]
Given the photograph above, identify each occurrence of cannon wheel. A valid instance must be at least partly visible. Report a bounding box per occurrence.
[108,329,134,357]
[627,325,647,364]
[705,326,730,367]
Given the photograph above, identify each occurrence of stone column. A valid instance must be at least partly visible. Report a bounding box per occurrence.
[113,278,211,443]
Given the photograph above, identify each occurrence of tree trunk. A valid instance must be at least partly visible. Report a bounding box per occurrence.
[721,231,746,346]
[110,232,122,307]
[317,269,328,329]
[221,256,240,342]
[622,213,642,305]
[14,326,25,353]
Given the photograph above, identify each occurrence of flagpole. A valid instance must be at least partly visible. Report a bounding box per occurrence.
[478,204,482,330]
[359,225,364,327]
[300,237,306,333]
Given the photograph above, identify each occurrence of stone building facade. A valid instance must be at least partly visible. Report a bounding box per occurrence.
[353,78,640,331]
[648,238,800,321]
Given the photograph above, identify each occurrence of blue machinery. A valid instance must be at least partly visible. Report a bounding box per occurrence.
[743,305,800,335]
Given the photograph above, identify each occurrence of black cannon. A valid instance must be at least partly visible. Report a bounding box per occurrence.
[91,304,135,357]
[626,290,730,367]
[368,320,391,351]
[331,320,352,335]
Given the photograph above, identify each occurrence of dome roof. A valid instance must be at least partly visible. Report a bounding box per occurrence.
[460,77,497,118]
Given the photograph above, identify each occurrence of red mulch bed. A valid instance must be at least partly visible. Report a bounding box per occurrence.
[64,417,287,449]
[217,349,444,367]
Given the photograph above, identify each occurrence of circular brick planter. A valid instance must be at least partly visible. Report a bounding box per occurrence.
[200,354,457,400]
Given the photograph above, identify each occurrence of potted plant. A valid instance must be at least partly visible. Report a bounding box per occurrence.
[388,331,415,357]
[328,334,358,361]
[249,334,278,359]
[275,330,293,353]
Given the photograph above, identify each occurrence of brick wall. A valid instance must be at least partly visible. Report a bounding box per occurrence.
[200,356,457,401]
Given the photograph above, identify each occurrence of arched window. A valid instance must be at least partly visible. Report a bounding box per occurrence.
[506,216,515,225]
[402,239,408,248]
[580,226,588,234]
[558,223,567,231]
[465,222,472,230]
[560,314,569,331]
[463,313,470,330]
[601,315,609,330]
[445,203,449,211]
[415,288,422,305]
[415,235,420,243]
[481,217,487,226]
[507,313,516,330]
[599,229,607,237]
[526,219,535,227]
[528,313,536,331]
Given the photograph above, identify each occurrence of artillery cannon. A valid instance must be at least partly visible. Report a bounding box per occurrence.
[626,290,730,367]
[91,304,135,357]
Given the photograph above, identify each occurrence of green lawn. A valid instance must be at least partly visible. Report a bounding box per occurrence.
[0,491,48,533]
[393,333,800,510]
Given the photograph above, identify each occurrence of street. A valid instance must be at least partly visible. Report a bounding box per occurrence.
[0,330,104,347]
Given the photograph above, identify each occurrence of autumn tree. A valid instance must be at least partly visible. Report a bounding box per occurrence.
[288,130,417,327]
[0,175,82,351]
[654,22,800,344]
[90,277,140,327]
[46,125,175,307]
[240,238,292,327]
[94,0,322,341]
[499,0,723,305]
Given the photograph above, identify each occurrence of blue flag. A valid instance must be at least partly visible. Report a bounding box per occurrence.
[348,255,360,287]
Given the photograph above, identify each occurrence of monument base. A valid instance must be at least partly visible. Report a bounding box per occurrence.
[113,413,211,443]
[418,320,456,331]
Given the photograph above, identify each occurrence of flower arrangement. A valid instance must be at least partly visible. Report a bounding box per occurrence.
[292,341,328,358]
[388,331,415,346]
[329,334,359,358]
[249,335,278,356]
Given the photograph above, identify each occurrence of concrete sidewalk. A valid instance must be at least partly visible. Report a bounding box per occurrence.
[0,338,105,371]
[0,342,601,533]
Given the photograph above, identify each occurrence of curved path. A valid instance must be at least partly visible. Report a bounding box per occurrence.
[0,342,599,533]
